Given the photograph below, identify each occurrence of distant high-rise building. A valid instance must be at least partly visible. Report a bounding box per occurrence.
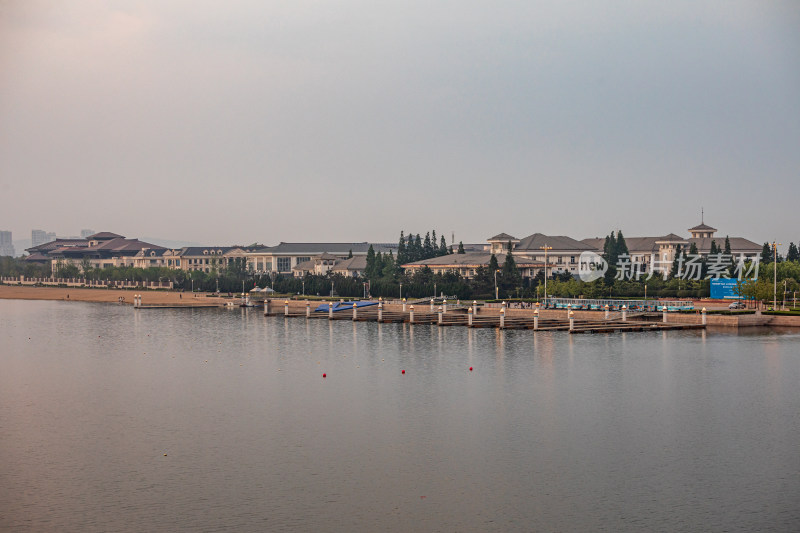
[0,230,14,257]
[81,229,95,238]
[31,229,56,248]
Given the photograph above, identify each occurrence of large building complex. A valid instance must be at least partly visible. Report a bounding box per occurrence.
[581,221,761,274]
[404,221,761,280]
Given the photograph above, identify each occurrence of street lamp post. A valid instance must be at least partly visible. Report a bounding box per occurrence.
[772,241,781,310]
[494,269,499,300]
[783,279,787,310]
[399,282,403,301]
[302,279,305,296]
[540,245,552,307]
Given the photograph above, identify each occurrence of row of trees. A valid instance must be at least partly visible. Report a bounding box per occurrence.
[396,230,451,264]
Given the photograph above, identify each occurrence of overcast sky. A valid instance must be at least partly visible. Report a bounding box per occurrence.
[1,1,798,249]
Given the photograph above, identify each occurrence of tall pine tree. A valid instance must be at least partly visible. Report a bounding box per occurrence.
[787,242,799,263]
[397,231,407,264]
[761,243,773,265]
[615,230,629,258]
[365,245,377,279]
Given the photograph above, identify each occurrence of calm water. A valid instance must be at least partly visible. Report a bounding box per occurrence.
[1,300,799,532]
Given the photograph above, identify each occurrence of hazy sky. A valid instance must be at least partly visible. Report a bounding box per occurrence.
[1,1,798,249]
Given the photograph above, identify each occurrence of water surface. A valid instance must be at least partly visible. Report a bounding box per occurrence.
[1,300,798,532]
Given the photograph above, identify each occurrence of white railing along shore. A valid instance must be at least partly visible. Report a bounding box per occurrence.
[0,275,173,289]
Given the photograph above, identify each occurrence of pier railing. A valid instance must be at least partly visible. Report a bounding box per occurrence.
[0,276,173,290]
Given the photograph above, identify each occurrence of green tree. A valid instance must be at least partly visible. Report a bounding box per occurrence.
[80,258,93,278]
[439,235,449,256]
[615,230,629,258]
[423,232,434,259]
[670,244,683,279]
[365,245,377,279]
[413,234,423,262]
[786,242,799,263]
[488,253,499,273]
[603,233,617,265]
[761,243,773,265]
[397,231,407,264]
[501,247,521,294]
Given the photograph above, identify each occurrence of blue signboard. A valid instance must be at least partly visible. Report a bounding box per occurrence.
[710,278,744,299]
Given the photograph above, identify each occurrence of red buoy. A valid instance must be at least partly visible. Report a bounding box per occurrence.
[322,373,327,378]
[469,367,473,371]
[401,369,405,374]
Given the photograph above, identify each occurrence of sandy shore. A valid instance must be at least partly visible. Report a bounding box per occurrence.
[0,285,236,306]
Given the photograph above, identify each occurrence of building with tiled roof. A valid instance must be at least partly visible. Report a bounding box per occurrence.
[403,252,546,279]
[134,246,249,272]
[292,254,369,278]
[403,232,592,279]
[581,220,761,274]
[246,242,395,275]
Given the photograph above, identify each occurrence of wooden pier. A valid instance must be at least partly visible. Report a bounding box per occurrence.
[264,302,705,334]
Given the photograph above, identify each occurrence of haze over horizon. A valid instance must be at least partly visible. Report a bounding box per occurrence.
[2,1,798,250]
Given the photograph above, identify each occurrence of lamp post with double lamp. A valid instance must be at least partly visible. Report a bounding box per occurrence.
[772,241,781,310]
[540,244,552,307]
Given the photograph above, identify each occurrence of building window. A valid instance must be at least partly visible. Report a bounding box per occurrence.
[277,257,291,272]
[570,256,576,264]
[296,257,311,265]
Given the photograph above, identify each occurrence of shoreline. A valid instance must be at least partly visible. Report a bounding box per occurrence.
[3,285,800,328]
[0,285,234,306]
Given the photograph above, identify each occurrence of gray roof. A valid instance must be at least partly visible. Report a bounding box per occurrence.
[332,256,367,271]
[256,242,394,255]
[135,248,171,257]
[689,237,761,254]
[656,233,686,241]
[515,233,594,252]
[688,223,717,232]
[488,233,518,241]
[403,252,543,268]
[86,231,125,240]
[179,246,241,256]
[26,239,88,253]
[581,235,760,255]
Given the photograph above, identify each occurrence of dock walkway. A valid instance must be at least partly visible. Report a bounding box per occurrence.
[264,302,704,334]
